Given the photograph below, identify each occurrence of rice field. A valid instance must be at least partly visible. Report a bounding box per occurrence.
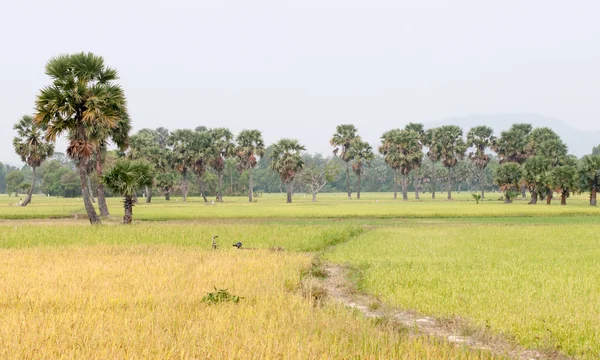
[0,192,598,358]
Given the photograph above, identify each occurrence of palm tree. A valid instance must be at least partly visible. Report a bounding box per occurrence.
[269,139,305,203]
[12,115,54,206]
[379,129,422,200]
[466,126,496,199]
[423,128,442,199]
[35,52,128,225]
[548,165,578,205]
[208,128,234,202]
[437,125,467,200]
[330,124,359,199]
[168,129,196,202]
[348,140,374,200]
[492,124,532,165]
[494,162,522,203]
[235,129,265,202]
[102,160,154,224]
[156,172,177,200]
[190,128,211,202]
[578,155,600,206]
[404,123,425,199]
[522,156,551,205]
[90,115,131,215]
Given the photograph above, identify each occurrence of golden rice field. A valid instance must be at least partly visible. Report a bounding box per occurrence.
[0,192,598,358]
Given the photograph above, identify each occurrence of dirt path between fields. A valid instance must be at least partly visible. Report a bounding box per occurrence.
[323,264,569,360]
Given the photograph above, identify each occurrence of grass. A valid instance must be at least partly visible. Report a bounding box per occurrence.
[1,192,599,220]
[323,221,600,359]
[0,244,497,358]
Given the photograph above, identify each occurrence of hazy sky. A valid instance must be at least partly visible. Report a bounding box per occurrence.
[2,0,599,165]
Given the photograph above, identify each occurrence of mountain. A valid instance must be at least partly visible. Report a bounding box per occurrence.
[425,113,599,158]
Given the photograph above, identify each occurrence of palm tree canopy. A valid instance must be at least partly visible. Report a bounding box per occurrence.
[349,140,375,175]
[466,126,495,169]
[236,129,265,170]
[578,155,600,189]
[492,123,532,164]
[423,127,443,162]
[536,138,568,167]
[34,52,128,160]
[549,165,578,194]
[526,127,561,156]
[13,115,55,168]
[168,129,198,175]
[494,162,523,190]
[207,128,235,172]
[269,139,306,183]
[522,156,552,189]
[330,124,359,161]
[436,125,466,168]
[379,129,422,174]
[102,160,154,197]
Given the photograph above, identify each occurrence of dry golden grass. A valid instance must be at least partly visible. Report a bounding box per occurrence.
[0,245,497,359]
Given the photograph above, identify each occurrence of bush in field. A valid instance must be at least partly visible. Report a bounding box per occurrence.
[494,162,522,203]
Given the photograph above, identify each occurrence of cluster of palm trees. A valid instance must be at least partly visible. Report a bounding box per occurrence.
[14,52,600,225]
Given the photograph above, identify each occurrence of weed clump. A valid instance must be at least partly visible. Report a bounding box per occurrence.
[201,287,244,305]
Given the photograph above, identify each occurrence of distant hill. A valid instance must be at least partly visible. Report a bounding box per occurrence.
[425,113,599,158]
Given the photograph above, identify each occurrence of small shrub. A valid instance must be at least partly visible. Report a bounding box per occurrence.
[201,287,243,305]
[471,194,481,204]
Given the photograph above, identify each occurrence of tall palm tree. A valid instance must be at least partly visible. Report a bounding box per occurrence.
[34,52,128,225]
[89,115,131,215]
[379,129,422,200]
[269,139,305,203]
[404,123,425,199]
[330,124,359,199]
[466,126,496,199]
[235,129,265,202]
[522,156,551,205]
[548,165,578,205]
[348,140,374,200]
[190,128,211,202]
[102,160,154,224]
[168,129,197,202]
[578,155,600,206]
[208,128,234,202]
[423,128,442,199]
[12,115,54,206]
[437,125,467,200]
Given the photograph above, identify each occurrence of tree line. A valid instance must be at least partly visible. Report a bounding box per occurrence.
[7,52,600,224]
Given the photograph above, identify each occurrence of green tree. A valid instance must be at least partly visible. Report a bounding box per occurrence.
[35,52,128,225]
[330,124,360,199]
[423,127,442,199]
[466,125,495,199]
[494,163,522,203]
[168,129,196,202]
[6,171,25,197]
[521,156,551,205]
[592,145,600,156]
[269,139,305,203]
[298,155,340,202]
[492,124,532,164]
[156,172,178,200]
[548,165,578,205]
[578,155,600,206]
[235,129,265,202]
[208,128,234,202]
[437,125,467,200]
[379,129,422,200]
[102,160,154,224]
[405,123,425,199]
[13,115,55,206]
[349,140,374,200]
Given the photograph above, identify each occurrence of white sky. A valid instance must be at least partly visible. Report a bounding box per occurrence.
[2,0,599,164]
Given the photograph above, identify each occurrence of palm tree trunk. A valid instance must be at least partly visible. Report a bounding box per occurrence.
[447,167,452,200]
[505,192,511,204]
[393,169,398,200]
[414,174,420,200]
[78,161,100,225]
[480,167,485,199]
[95,151,109,217]
[312,191,317,202]
[165,188,171,201]
[546,191,552,205]
[591,181,597,206]
[181,171,188,202]
[521,185,527,199]
[286,182,293,203]
[87,175,96,203]
[248,168,254,202]
[401,173,408,200]
[217,170,223,202]
[346,162,351,199]
[123,195,133,224]
[431,162,436,199]
[528,191,538,205]
[357,171,361,200]
[561,192,567,205]
[146,186,152,203]
[21,166,36,207]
